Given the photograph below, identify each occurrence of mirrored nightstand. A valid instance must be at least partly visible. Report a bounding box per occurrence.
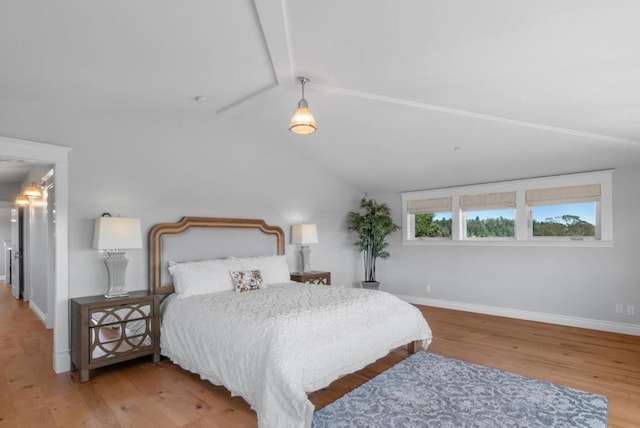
[290,271,331,285]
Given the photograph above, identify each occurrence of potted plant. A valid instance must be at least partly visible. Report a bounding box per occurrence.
[347,197,400,289]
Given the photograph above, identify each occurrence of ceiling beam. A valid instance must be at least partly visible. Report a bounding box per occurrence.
[310,83,640,149]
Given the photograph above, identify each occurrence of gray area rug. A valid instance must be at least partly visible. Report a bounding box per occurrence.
[313,352,607,427]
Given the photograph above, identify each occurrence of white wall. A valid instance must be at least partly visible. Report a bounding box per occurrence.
[26,176,54,327]
[0,209,11,276]
[60,108,362,299]
[21,165,54,313]
[372,166,640,331]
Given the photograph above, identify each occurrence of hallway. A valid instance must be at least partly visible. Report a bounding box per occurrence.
[0,280,64,426]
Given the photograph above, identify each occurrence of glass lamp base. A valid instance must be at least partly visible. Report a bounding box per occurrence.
[104,251,130,299]
[105,291,130,299]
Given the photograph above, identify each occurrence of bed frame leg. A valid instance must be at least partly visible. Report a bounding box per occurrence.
[408,340,423,354]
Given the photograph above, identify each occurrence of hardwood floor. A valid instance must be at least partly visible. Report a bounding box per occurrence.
[1,281,639,427]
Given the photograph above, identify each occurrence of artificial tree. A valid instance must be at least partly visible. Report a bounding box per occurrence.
[347,197,400,289]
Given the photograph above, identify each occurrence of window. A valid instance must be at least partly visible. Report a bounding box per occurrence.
[401,170,613,246]
[526,184,600,239]
[415,213,452,238]
[531,202,596,237]
[459,192,516,239]
[407,197,452,239]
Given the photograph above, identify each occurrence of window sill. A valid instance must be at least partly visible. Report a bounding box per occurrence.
[402,239,614,248]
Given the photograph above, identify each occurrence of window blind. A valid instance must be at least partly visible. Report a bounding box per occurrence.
[407,197,452,214]
[526,184,601,206]
[459,192,516,212]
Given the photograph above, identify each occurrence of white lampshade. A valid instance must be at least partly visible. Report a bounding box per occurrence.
[291,224,318,245]
[289,101,317,135]
[288,76,317,135]
[93,217,143,250]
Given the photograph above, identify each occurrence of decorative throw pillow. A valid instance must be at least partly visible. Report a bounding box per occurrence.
[230,270,265,292]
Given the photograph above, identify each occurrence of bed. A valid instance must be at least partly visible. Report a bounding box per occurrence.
[149,217,432,428]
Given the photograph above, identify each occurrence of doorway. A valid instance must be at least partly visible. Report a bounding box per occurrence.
[0,135,70,373]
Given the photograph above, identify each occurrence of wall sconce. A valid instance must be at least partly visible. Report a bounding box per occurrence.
[23,182,42,199]
[93,214,143,298]
[15,194,30,206]
[289,76,317,135]
[291,224,318,272]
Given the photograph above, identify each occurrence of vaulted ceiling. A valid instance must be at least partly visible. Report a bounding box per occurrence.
[1,0,639,193]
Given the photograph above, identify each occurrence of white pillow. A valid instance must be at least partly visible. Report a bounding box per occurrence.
[168,258,240,298]
[234,255,290,284]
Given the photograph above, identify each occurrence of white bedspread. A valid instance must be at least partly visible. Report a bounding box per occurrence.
[160,282,432,428]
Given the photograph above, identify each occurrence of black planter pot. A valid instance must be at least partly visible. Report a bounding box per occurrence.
[361,281,380,290]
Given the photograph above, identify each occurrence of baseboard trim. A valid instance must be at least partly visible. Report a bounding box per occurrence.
[54,350,71,374]
[397,294,640,336]
[29,300,48,327]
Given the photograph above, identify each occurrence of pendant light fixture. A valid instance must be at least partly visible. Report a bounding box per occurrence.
[23,182,42,199]
[15,194,30,206]
[289,76,317,135]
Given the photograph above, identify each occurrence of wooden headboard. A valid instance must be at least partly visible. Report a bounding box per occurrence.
[149,217,285,295]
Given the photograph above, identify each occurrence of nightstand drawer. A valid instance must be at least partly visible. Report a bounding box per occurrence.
[90,318,153,363]
[89,301,153,326]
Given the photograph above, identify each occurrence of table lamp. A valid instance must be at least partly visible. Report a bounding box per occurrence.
[291,224,318,272]
[93,215,143,298]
